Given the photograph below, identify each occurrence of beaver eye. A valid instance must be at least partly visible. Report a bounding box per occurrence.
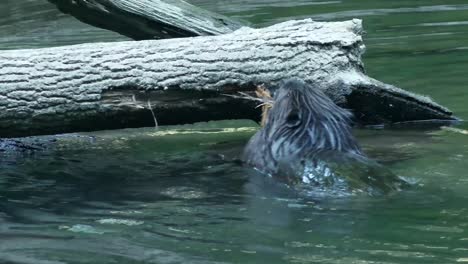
[286,111,301,127]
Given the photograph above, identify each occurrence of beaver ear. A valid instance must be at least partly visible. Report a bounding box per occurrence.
[286,110,301,127]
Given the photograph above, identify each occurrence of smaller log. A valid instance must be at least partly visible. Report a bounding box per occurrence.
[47,0,247,40]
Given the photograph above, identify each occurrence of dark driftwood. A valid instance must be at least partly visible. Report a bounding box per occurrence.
[0,19,456,138]
[47,0,247,40]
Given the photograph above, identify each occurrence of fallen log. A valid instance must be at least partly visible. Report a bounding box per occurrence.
[0,19,456,138]
[47,0,247,40]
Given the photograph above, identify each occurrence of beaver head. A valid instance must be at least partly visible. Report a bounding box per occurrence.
[243,78,362,173]
[242,78,407,195]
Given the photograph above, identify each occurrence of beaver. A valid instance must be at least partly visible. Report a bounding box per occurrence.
[242,78,406,196]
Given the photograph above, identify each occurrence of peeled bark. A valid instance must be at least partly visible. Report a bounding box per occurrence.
[47,0,247,40]
[0,19,455,138]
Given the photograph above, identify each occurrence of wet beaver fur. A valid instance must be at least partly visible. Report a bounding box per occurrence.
[242,78,406,196]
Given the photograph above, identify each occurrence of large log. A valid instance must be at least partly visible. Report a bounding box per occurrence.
[0,19,456,138]
[47,0,247,40]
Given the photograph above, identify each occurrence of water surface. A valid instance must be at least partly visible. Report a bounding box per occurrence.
[1,121,468,263]
[1,1,468,263]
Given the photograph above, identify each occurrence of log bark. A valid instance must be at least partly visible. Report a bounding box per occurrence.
[47,0,247,40]
[0,19,456,138]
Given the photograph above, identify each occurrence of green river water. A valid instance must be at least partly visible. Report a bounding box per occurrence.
[1,1,468,263]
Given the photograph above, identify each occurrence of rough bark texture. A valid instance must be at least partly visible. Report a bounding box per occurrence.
[47,0,247,40]
[0,19,455,138]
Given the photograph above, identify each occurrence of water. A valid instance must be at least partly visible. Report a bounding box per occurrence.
[1,1,468,263]
[1,122,468,263]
